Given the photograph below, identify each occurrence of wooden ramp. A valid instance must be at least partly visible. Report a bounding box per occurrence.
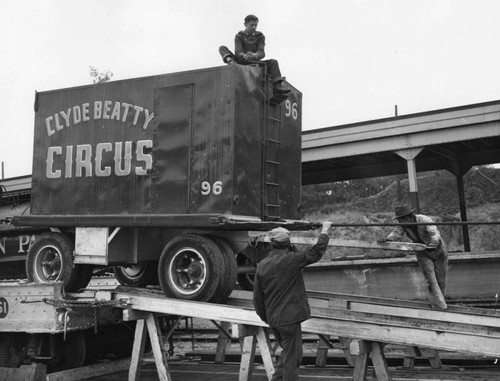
[109,287,500,381]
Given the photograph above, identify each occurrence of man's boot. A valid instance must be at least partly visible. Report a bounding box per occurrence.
[273,78,291,95]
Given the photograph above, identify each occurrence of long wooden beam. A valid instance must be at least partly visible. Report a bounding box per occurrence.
[112,288,500,358]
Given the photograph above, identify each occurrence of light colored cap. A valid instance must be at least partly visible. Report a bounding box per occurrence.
[268,227,291,243]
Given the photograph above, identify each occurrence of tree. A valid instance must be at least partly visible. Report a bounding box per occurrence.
[89,66,113,84]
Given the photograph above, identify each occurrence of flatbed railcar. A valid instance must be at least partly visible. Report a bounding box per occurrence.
[12,64,307,302]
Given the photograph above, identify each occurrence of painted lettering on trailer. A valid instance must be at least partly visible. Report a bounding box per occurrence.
[0,235,36,256]
[45,101,155,136]
[45,140,153,179]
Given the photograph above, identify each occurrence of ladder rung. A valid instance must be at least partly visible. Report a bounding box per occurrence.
[266,182,279,186]
[266,204,280,208]
[268,116,281,122]
[267,160,280,165]
[267,138,281,144]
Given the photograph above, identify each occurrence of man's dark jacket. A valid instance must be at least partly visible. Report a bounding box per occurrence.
[234,30,265,62]
[253,234,329,327]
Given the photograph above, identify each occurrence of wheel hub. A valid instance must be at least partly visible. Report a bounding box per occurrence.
[169,249,207,295]
[36,247,62,281]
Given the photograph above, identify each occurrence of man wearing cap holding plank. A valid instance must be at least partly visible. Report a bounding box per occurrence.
[381,204,448,310]
[253,221,332,381]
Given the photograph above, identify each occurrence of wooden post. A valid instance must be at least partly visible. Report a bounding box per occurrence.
[256,327,275,378]
[240,335,257,381]
[404,346,442,369]
[234,324,275,381]
[350,340,392,381]
[403,346,421,368]
[0,363,46,381]
[215,321,233,364]
[351,339,370,381]
[339,337,355,367]
[370,342,391,381]
[315,334,332,367]
[129,313,171,381]
[421,348,442,369]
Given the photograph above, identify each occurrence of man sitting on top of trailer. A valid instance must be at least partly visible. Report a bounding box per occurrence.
[219,14,290,98]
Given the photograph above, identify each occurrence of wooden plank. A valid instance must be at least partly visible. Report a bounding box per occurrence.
[370,342,391,381]
[215,321,232,364]
[291,237,427,252]
[0,363,46,381]
[350,339,371,356]
[339,337,355,367]
[129,318,148,381]
[421,348,442,369]
[255,328,275,380]
[239,335,256,381]
[232,324,261,338]
[315,334,331,367]
[347,301,500,329]
[236,288,500,319]
[114,290,500,357]
[403,346,421,368]
[115,292,267,328]
[305,289,500,317]
[302,316,500,357]
[352,353,368,381]
[47,359,130,381]
[146,314,171,381]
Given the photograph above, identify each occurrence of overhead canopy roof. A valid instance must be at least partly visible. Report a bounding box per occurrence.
[302,100,500,184]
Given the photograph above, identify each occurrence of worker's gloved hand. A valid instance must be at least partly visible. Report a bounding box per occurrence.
[320,221,332,235]
[425,244,438,252]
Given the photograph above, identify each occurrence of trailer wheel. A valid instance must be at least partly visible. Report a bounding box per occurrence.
[49,331,86,372]
[210,237,238,303]
[113,261,159,287]
[236,252,255,291]
[0,333,24,368]
[26,233,93,292]
[158,234,224,302]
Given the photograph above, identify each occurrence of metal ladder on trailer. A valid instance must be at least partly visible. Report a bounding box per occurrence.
[262,69,283,220]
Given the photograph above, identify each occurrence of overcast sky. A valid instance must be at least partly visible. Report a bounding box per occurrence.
[1,0,500,178]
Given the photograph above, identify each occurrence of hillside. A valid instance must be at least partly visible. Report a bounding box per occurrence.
[302,166,500,216]
[301,166,500,254]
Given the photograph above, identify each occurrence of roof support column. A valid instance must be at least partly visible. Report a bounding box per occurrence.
[446,161,472,253]
[455,173,471,252]
[395,148,423,213]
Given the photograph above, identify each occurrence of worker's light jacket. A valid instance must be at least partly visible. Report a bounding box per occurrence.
[252,234,329,328]
[387,214,444,247]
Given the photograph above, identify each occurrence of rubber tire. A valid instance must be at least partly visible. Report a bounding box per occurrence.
[158,234,224,302]
[113,261,159,287]
[49,331,86,372]
[0,333,24,368]
[236,252,255,291]
[210,237,238,303]
[26,233,93,292]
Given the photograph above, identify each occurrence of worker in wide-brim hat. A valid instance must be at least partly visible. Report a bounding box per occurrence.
[253,221,332,381]
[381,204,448,310]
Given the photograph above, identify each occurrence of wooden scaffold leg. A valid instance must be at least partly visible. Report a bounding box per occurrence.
[129,312,171,381]
[233,324,275,381]
[350,339,392,381]
[315,335,355,367]
[403,346,442,369]
[214,321,233,364]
